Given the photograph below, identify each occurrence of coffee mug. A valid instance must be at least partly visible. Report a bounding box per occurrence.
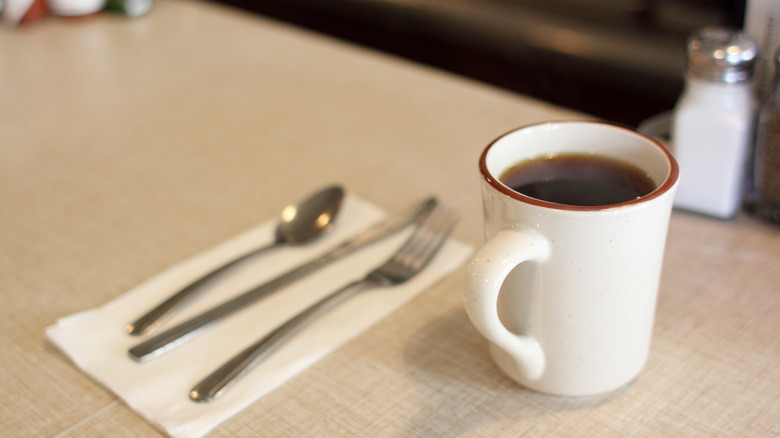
[463,121,679,396]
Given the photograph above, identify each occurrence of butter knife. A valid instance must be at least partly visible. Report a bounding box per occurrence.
[128,197,437,363]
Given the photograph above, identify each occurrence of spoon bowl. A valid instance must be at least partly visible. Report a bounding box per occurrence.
[276,187,343,245]
[125,185,345,335]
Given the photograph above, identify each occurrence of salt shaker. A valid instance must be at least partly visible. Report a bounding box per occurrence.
[751,50,780,224]
[671,27,758,218]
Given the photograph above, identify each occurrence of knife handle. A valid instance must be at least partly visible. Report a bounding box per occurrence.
[127,259,322,362]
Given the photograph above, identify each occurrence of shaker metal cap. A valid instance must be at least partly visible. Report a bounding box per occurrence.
[686,27,758,83]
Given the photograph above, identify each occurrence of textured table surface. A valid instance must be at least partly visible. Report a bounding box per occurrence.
[2,1,779,436]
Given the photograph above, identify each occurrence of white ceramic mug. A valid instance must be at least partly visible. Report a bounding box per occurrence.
[463,121,679,396]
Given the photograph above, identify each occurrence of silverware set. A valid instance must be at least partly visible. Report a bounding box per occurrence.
[124,185,457,402]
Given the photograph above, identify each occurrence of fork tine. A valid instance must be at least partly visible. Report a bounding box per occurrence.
[190,204,458,402]
[390,205,459,275]
[412,208,458,272]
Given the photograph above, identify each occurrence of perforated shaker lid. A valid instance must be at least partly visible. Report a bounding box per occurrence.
[686,27,758,83]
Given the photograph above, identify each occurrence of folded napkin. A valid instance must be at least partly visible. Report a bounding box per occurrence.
[46,194,473,438]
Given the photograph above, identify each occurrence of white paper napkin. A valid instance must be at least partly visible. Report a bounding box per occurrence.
[46,194,473,438]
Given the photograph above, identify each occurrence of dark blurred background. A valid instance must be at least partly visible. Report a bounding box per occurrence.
[209,0,745,127]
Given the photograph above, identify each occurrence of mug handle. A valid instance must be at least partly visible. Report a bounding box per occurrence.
[462,228,549,379]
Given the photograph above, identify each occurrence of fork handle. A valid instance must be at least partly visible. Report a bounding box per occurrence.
[189,278,379,402]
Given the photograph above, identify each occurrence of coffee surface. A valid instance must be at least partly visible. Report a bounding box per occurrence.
[499,153,656,206]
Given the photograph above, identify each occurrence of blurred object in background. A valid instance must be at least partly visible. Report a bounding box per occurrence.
[750,49,780,224]
[207,0,743,127]
[1,0,46,25]
[744,0,780,103]
[637,110,672,147]
[671,27,757,219]
[105,0,151,17]
[47,0,105,17]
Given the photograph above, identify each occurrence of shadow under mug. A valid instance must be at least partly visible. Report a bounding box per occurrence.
[463,121,679,396]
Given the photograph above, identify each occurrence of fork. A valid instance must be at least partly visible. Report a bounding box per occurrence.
[189,205,459,402]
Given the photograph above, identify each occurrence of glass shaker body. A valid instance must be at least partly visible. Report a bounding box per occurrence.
[672,77,756,218]
[752,56,780,223]
[671,27,758,218]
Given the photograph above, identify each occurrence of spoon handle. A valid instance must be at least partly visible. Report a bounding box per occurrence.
[125,242,277,336]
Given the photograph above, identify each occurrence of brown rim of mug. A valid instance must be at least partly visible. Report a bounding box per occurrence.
[479,121,680,212]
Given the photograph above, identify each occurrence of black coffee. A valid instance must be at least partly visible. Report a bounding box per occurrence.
[499,153,656,206]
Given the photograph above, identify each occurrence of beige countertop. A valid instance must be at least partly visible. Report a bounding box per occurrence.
[2,1,779,436]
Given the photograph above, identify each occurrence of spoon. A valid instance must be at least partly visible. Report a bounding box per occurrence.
[125,185,345,336]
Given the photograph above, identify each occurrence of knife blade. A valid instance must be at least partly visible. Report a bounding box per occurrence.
[128,197,437,363]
